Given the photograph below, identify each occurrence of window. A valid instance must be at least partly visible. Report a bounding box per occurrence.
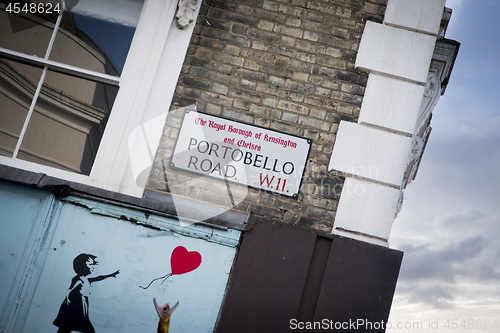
[0,0,143,175]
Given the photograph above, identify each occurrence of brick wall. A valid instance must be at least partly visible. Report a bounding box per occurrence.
[146,0,387,232]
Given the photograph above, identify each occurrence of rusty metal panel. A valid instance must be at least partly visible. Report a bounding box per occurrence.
[312,236,403,332]
[216,218,317,333]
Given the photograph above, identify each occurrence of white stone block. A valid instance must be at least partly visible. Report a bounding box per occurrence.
[328,121,412,187]
[355,21,436,84]
[334,177,401,241]
[384,0,445,35]
[358,73,425,135]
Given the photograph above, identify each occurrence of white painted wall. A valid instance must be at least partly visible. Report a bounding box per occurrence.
[355,21,436,84]
[328,121,413,187]
[329,0,447,246]
[384,0,446,35]
[358,74,425,135]
[333,177,401,243]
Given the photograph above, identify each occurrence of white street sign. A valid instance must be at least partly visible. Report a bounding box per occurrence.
[171,110,312,198]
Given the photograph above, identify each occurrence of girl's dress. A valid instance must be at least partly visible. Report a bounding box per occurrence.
[53,276,95,333]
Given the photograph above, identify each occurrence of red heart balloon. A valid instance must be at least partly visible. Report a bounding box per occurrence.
[170,246,202,275]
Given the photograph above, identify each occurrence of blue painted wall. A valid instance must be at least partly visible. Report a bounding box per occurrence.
[0,181,240,333]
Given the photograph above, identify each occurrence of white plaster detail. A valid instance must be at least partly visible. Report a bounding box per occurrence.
[415,73,441,133]
[394,190,404,218]
[358,73,426,135]
[176,0,199,29]
[328,121,413,187]
[355,21,437,84]
[384,0,446,35]
[438,7,453,38]
[402,73,441,188]
[408,136,424,162]
[333,177,402,244]
[405,126,431,188]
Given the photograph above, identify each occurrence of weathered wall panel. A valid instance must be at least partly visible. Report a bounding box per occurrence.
[0,183,50,316]
[0,182,58,332]
[0,181,240,333]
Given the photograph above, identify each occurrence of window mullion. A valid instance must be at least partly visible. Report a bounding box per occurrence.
[0,48,121,86]
[12,66,48,158]
[12,2,65,159]
[44,0,66,60]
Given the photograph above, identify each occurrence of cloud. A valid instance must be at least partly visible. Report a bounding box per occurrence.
[436,208,486,227]
[393,208,500,309]
[399,235,486,283]
[406,285,456,310]
[390,0,500,318]
[409,117,500,211]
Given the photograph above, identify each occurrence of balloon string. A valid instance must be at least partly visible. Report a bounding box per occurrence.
[139,273,172,289]
[161,274,172,285]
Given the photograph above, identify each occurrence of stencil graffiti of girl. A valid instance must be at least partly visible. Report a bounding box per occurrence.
[53,253,120,333]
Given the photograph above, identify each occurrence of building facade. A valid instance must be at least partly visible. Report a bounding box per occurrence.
[0,0,458,332]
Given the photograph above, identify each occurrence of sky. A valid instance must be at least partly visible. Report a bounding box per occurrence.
[387,0,500,331]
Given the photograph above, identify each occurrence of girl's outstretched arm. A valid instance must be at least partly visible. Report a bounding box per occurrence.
[89,270,120,283]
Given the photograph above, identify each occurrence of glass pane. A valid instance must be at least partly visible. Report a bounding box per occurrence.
[18,69,118,175]
[0,2,55,58]
[0,58,42,157]
[50,0,143,75]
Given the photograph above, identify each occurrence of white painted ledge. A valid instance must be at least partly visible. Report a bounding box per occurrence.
[333,177,401,243]
[384,0,446,35]
[358,73,425,135]
[0,156,90,184]
[328,121,413,187]
[355,21,436,84]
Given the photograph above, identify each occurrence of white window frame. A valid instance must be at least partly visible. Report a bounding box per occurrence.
[0,0,202,196]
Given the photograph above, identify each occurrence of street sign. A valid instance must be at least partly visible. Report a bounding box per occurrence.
[171,110,312,198]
